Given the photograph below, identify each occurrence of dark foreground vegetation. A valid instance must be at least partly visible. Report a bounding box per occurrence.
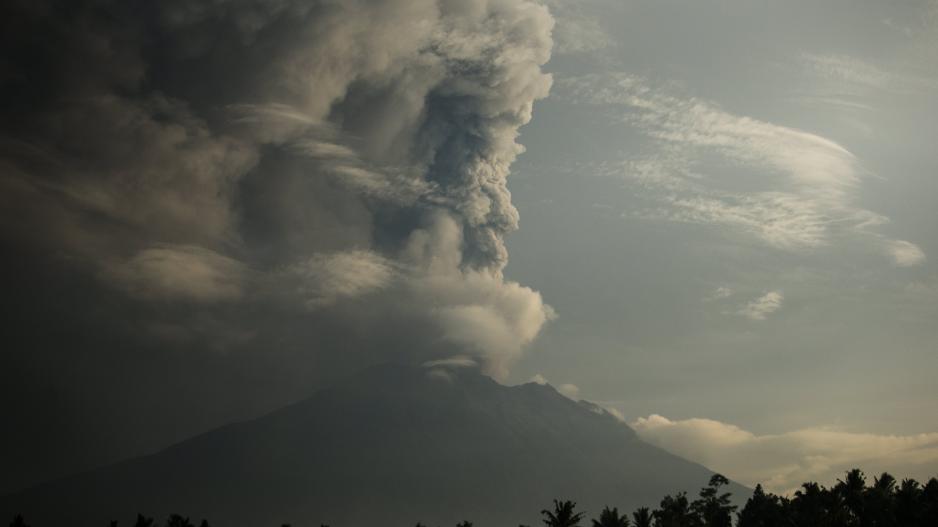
[8,469,938,527]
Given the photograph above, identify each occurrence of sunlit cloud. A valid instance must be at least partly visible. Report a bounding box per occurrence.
[889,240,927,267]
[738,291,784,321]
[528,373,580,400]
[632,414,938,495]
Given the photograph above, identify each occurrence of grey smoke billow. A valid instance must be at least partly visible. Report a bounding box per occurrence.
[0,0,554,490]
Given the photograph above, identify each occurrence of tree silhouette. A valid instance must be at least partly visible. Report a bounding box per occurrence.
[863,472,897,527]
[692,474,736,527]
[894,478,921,527]
[542,499,586,527]
[834,468,867,526]
[737,484,787,527]
[592,506,630,527]
[653,492,700,527]
[790,481,842,527]
[632,507,652,527]
[165,515,194,527]
[922,477,938,527]
[8,465,938,527]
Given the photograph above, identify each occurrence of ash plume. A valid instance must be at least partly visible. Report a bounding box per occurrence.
[0,0,555,490]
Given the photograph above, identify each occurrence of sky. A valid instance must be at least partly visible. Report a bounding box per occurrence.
[1,0,937,498]
[505,0,938,494]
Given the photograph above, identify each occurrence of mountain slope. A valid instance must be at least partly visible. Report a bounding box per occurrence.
[2,363,748,526]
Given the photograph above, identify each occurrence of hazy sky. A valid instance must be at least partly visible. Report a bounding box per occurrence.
[505,0,938,492]
[1,0,936,498]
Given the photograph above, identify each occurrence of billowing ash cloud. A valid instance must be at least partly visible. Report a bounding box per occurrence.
[0,0,554,489]
[0,0,554,370]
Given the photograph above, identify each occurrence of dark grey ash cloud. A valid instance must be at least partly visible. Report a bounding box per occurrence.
[0,0,554,492]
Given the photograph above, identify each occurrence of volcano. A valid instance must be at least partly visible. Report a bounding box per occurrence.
[2,363,747,526]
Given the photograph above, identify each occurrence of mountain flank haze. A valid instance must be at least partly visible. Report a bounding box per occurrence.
[2,363,747,526]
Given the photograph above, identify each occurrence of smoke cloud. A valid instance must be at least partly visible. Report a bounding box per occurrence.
[0,0,554,491]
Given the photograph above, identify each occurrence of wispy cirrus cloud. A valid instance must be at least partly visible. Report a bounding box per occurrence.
[801,53,892,90]
[559,74,924,266]
[542,0,614,55]
[800,52,938,96]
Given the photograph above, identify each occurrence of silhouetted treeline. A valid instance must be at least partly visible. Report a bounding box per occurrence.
[8,468,938,526]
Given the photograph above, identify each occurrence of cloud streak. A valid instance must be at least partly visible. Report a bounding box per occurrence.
[560,74,925,265]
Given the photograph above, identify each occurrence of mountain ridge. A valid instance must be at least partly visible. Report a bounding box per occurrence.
[2,362,748,526]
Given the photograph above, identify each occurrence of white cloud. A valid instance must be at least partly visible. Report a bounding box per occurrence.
[423,356,479,370]
[560,74,925,265]
[889,240,927,267]
[800,53,938,95]
[711,286,734,300]
[738,290,784,321]
[801,53,891,90]
[557,383,581,399]
[604,406,626,422]
[662,192,830,250]
[527,373,580,400]
[631,414,938,495]
[424,356,479,383]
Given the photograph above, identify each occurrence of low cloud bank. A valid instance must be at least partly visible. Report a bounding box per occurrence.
[632,414,938,494]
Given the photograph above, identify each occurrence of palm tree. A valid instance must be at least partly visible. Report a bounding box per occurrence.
[864,472,897,527]
[456,522,473,527]
[542,499,586,527]
[894,478,922,527]
[632,508,652,527]
[8,515,29,527]
[134,515,154,527]
[835,468,866,524]
[592,506,630,527]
